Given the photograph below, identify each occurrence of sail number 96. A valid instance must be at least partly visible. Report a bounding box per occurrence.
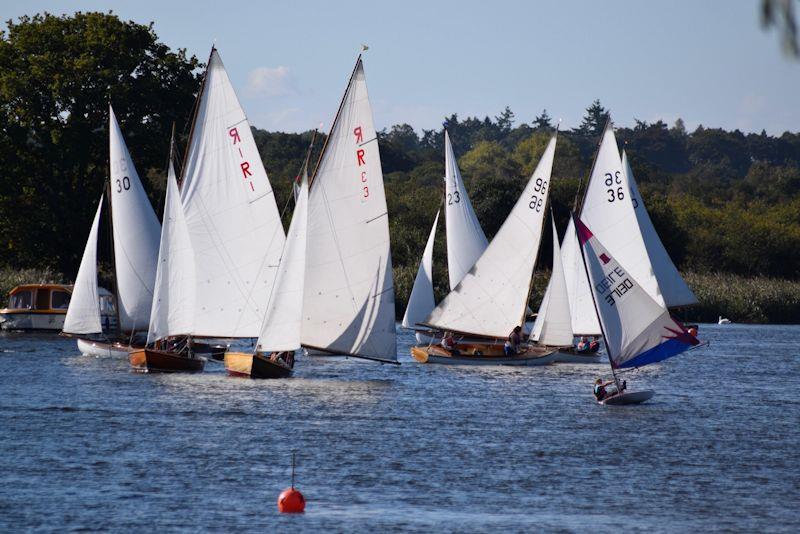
[605,171,624,203]
[529,177,547,212]
[116,176,131,193]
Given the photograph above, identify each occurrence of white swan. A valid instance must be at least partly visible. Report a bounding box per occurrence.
[718,315,731,325]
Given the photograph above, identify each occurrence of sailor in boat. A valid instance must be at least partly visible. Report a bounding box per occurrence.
[588,336,600,352]
[441,331,461,356]
[270,351,294,368]
[504,326,522,356]
[593,377,626,401]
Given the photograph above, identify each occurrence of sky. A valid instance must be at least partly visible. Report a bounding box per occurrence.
[2,0,799,135]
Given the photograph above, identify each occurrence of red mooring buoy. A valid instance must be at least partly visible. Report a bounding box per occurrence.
[278,451,305,513]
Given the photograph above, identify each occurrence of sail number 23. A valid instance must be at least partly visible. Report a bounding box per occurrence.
[529,177,547,212]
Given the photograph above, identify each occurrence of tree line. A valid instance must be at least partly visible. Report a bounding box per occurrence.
[2,12,799,319]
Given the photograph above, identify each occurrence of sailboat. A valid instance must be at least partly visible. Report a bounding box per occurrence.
[411,134,560,365]
[224,141,313,379]
[530,215,601,363]
[401,131,489,343]
[130,46,287,371]
[574,215,700,405]
[63,106,162,358]
[300,55,397,364]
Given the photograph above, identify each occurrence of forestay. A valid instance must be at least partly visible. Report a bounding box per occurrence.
[180,48,286,338]
[147,162,196,345]
[401,210,439,329]
[63,197,104,335]
[623,151,697,307]
[532,216,574,346]
[256,174,309,353]
[424,135,557,338]
[444,131,488,290]
[108,106,161,333]
[561,218,602,335]
[579,124,664,307]
[302,58,396,362]
[575,217,699,369]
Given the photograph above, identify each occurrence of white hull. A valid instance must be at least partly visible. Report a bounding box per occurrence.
[0,312,65,331]
[601,390,655,405]
[552,350,602,364]
[76,338,134,358]
[424,351,558,366]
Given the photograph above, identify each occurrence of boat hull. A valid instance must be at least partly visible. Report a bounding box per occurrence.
[76,338,138,358]
[601,390,655,405]
[551,349,602,364]
[411,344,557,366]
[0,311,65,331]
[129,349,205,373]
[224,351,292,379]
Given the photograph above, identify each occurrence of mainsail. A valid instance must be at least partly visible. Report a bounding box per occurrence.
[575,217,699,369]
[108,106,161,333]
[147,161,195,345]
[623,151,697,307]
[579,123,663,307]
[63,197,104,335]
[180,47,286,338]
[301,57,396,362]
[561,218,602,335]
[256,174,309,353]
[532,215,574,346]
[424,135,557,338]
[444,131,489,290]
[401,211,439,329]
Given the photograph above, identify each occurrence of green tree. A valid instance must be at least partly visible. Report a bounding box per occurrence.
[0,12,200,274]
[574,99,609,137]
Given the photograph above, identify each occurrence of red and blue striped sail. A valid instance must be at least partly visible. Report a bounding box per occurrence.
[575,216,699,369]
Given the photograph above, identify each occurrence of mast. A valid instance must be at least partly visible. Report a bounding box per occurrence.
[104,179,122,338]
[572,213,621,390]
[574,116,613,214]
[179,46,215,187]
[309,54,362,189]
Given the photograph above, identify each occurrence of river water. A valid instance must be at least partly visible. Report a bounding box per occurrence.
[0,324,798,532]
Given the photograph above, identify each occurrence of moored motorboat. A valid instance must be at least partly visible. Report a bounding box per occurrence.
[129,347,205,373]
[411,343,557,366]
[224,351,293,378]
[1,284,73,331]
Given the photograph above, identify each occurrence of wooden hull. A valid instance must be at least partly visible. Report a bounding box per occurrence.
[601,390,655,405]
[77,338,139,358]
[411,344,557,366]
[224,351,292,379]
[129,349,205,373]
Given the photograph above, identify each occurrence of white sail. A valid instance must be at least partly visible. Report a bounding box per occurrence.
[623,151,697,307]
[108,106,161,333]
[425,135,557,338]
[63,196,104,335]
[561,218,602,335]
[147,162,196,345]
[444,131,489,290]
[301,58,396,362]
[401,211,439,329]
[575,217,699,369]
[180,48,286,338]
[579,124,664,307]
[256,173,309,352]
[532,216,574,346]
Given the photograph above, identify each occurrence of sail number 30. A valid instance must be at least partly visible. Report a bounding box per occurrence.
[529,177,547,212]
[116,176,131,193]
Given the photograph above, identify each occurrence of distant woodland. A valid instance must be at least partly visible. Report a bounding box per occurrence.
[2,13,799,322]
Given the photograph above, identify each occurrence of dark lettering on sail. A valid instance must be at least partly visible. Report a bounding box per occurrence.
[595,266,633,307]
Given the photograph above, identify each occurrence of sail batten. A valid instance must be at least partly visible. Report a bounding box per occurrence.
[425,135,558,338]
[444,131,489,290]
[301,58,396,361]
[63,197,104,335]
[108,106,161,333]
[179,48,286,338]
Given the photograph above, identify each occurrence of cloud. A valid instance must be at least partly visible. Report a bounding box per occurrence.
[245,66,295,98]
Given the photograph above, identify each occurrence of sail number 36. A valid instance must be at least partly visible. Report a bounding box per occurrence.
[529,177,547,212]
[605,171,624,202]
